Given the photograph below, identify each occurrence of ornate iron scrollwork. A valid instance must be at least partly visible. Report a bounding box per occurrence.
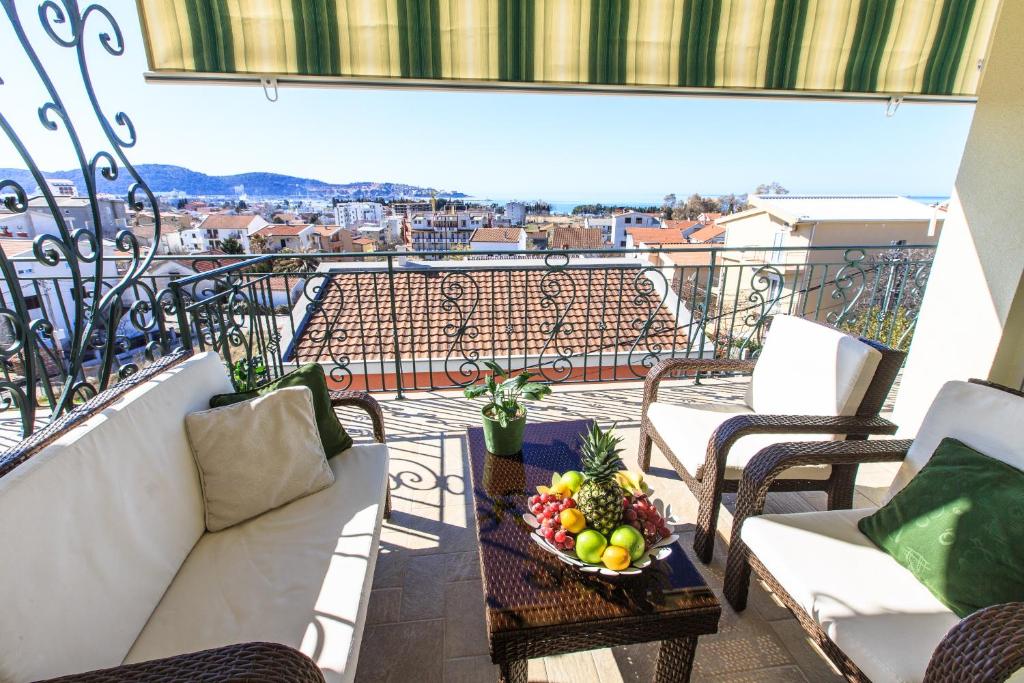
[439,271,481,386]
[1,0,170,438]
[535,254,576,382]
[626,266,670,375]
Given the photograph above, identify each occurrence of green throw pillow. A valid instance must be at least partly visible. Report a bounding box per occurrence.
[858,437,1024,618]
[210,363,353,458]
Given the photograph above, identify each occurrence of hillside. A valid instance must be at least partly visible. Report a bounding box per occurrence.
[0,164,466,200]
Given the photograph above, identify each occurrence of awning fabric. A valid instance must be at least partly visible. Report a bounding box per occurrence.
[137,0,1001,100]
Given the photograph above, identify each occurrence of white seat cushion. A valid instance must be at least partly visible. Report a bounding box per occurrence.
[742,508,959,683]
[748,315,883,416]
[125,443,390,683]
[646,401,832,480]
[0,352,232,683]
[886,380,1024,501]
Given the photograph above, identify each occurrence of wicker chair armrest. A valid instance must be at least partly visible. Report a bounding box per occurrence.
[643,357,756,403]
[703,413,898,485]
[330,390,386,443]
[41,641,325,682]
[924,602,1024,683]
[735,438,913,520]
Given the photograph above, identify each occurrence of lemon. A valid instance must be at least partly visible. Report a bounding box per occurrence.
[559,508,586,534]
[601,545,632,571]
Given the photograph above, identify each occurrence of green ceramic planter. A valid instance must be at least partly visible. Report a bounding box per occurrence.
[481,407,527,456]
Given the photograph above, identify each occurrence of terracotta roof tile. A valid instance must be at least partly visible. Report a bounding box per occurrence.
[255,223,311,237]
[688,225,726,242]
[549,226,606,249]
[199,214,263,230]
[470,228,524,243]
[626,227,688,244]
[290,267,687,363]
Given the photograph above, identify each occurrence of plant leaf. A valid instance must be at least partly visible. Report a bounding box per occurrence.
[464,385,487,399]
[482,360,505,377]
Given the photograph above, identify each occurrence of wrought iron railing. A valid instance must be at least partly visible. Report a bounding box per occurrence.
[162,244,934,398]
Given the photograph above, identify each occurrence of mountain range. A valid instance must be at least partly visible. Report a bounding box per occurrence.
[0,164,467,200]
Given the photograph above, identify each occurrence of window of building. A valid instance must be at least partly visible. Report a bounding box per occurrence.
[624,217,631,224]
[23,294,40,310]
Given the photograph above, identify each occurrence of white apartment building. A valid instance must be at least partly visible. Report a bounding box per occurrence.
[182,214,269,253]
[584,211,661,248]
[408,210,490,253]
[504,201,527,225]
[334,202,384,229]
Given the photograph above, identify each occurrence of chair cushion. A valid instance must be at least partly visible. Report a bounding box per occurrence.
[742,508,959,683]
[646,401,832,481]
[0,352,233,683]
[887,380,1024,501]
[748,315,882,416]
[859,437,1024,618]
[210,363,353,458]
[125,443,390,683]
[185,386,335,532]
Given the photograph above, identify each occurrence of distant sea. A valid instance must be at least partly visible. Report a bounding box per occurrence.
[467,195,950,215]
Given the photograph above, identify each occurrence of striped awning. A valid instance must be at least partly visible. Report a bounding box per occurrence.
[137,0,1001,101]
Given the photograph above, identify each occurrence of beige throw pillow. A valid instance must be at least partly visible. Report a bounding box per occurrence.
[185,386,335,531]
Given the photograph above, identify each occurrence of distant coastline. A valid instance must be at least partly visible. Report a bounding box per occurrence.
[468,195,951,215]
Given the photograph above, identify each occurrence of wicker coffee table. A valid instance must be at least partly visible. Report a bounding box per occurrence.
[466,419,721,683]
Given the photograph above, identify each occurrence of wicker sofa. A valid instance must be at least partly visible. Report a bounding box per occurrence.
[637,314,903,563]
[0,350,391,683]
[723,379,1024,683]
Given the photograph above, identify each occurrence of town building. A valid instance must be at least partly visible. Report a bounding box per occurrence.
[503,201,527,225]
[334,202,384,229]
[252,223,318,252]
[584,211,661,248]
[185,214,269,253]
[9,195,130,240]
[468,228,527,254]
[715,194,944,321]
[407,210,490,254]
[549,226,607,251]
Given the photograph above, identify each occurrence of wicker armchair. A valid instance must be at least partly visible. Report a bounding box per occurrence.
[638,315,903,563]
[722,379,1024,683]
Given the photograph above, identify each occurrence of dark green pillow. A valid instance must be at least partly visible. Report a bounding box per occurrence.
[210,364,353,458]
[858,437,1024,618]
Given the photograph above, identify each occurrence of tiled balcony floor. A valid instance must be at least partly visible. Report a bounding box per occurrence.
[334,375,902,683]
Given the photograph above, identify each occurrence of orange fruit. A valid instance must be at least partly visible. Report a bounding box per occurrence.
[559,508,586,534]
[601,545,631,571]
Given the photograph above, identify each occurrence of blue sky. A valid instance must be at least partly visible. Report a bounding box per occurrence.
[0,0,976,202]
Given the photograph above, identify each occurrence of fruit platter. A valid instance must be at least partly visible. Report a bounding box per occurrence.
[522,423,679,577]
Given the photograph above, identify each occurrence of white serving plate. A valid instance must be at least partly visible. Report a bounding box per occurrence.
[522,497,681,577]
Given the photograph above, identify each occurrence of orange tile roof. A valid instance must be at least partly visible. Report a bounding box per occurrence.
[663,245,716,266]
[289,267,687,363]
[199,214,262,230]
[0,237,33,258]
[254,224,311,237]
[626,227,688,244]
[549,226,606,249]
[470,228,523,243]
[662,220,700,231]
[688,225,726,243]
[172,249,244,273]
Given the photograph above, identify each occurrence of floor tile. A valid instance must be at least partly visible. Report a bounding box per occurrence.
[444,580,489,659]
[355,619,444,683]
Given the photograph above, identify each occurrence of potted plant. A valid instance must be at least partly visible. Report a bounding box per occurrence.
[464,361,551,455]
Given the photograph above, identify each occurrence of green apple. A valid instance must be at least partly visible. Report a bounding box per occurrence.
[610,525,646,562]
[559,470,584,493]
[575,529,608,564]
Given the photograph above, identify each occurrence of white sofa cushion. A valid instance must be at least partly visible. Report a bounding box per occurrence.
[748,315,882,416]
[646,401,832,480]
[185,386,335,531]
[742,508,959,683]
[0,352,233,683]
[125,443,390,683]
[886,380,1024,501]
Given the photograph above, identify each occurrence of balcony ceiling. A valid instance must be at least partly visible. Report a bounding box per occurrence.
[137,0,1001,102]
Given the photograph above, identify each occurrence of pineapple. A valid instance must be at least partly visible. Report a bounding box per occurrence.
[575,423,625,536]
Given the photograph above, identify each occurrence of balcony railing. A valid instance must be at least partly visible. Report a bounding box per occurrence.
[157,244,935,396]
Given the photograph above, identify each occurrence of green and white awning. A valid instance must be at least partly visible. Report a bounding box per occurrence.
[137,0,1002,101]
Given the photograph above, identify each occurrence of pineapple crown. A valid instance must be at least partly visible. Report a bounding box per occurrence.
[580,422,624,483]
